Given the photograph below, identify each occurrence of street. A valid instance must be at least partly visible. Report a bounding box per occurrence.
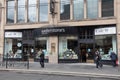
[0,71,118,80]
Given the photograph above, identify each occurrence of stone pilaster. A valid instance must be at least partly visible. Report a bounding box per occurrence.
[116,0,120,65]
[48,36,58,63]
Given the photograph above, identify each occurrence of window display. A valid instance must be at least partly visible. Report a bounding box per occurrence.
[95,35,116,60]
[35,37,48,60]
[59,36,78,59]
[4,39,22,59]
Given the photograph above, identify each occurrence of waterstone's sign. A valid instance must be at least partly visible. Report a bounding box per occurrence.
[34,27,78,37]
[41,28,65,35]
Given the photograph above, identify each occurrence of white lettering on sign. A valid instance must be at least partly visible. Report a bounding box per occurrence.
[5,32,22,38]
[41,28,65,34]
[95,27,116,35]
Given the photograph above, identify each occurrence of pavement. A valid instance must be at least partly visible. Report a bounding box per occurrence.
[0,62,120,79]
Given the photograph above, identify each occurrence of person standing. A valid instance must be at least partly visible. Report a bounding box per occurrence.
[38,49,45,68]
[95,50,102,68]
[110,51,117,67]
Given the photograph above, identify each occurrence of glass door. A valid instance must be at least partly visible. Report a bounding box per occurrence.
[23,44,34,61]
[80,43,94,63]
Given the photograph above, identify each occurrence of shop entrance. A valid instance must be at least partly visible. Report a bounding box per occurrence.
[23,44,34,61]
[80,43,94,63]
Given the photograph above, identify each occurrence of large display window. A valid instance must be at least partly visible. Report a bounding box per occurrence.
[4,32,23,59]
[95,35,116,60]
[59,36,78,59]
[35,37,48,60]
[4,38,22,59]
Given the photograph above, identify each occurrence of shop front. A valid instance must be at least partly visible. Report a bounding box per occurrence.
[95,26,117,64]
[4,31,23,60]
[4,25,117,64]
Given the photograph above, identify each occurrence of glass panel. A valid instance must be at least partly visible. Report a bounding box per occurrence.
[73,0,84,20]
[17,0,25,23]
[39,0,48,22]
[102,0,114,17]
[35,37,48,60]
[7,0,15,23]
[28,0,36,22]
[4,39,22,59]
[95,35,116,60]
[59,36,78,59]
[60,0,70,20]
[87,0,98,19]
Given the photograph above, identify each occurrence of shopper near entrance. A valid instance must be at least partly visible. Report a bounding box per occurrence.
[95,50,102,68]
[38,49,45,68]
[110,51,117,67]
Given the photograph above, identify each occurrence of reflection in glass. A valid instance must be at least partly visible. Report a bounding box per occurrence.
[73,0,84,20]
[7,0,15,23]
[60,0,70,20]
[39,0,48,22]
[17,0,25,23]
[28,0,36,22]
[102,0,114,17]
[87,0,98,19]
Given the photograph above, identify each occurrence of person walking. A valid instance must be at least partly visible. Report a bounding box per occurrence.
[110,51,117,67]
[95,50,102,68]
[38,49,45,68]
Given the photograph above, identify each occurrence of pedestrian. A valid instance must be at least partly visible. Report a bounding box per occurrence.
[110,51,117,67]
[38,48,45,68]
[95,50,102,68]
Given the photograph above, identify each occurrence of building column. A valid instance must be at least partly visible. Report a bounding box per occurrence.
[48,36,58,63]
[0,0,5,60]
[116,0,120,65]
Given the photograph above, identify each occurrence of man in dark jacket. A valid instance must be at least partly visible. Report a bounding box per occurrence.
[95,50,102,68]
[39,49,45,68]
[110,52,117,67]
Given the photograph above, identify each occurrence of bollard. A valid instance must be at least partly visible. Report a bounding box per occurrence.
[27,54,29,69]
[6,53,8,68]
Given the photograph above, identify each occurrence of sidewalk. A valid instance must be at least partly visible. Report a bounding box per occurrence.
[0,62,120,79]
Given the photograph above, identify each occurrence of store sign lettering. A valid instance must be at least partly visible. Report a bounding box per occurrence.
[95,27,116,35]
[5,32,22,38]
[41,28,65,35]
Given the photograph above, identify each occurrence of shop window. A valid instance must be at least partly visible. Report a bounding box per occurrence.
[35,37,48,60]
[95,35,116,60]
[6,0,15,23]
[60,0,70,20]
[59,36,78,59]
[4,39,22,59]
[102,0,114,17]
[39,0,48,22]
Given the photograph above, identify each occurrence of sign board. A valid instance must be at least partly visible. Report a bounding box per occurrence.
[5,32,22,38]
[95,27,116,35]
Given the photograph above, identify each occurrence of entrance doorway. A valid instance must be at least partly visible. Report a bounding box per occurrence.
[80,43,94,63]
[23,44,34,61]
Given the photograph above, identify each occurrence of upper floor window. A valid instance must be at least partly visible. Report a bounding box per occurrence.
[102,0,114,17]
[7,0,15,23]
[17,0,25,23]
[28,0,36,22]
[60,0,70,20]
[73,0,84,20]
[39,0,48,22]
[87,0,98,19]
